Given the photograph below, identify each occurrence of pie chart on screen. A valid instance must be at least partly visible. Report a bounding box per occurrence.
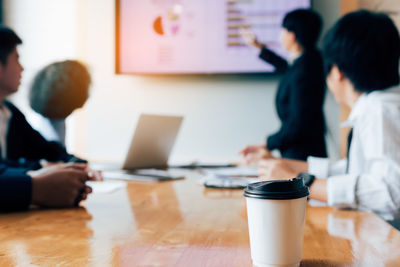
[153,16,164,35]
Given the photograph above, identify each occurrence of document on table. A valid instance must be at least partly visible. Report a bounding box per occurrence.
[101,169,186,182]
[87,180,127,194]
[198,165,259,189]
[202,165,258,177]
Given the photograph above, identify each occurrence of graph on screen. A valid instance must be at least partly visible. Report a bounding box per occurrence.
[116,0,310,74]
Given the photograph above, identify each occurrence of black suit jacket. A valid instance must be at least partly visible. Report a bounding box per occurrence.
[0,101,87,211]
[3,101,85,169]
[0,101,86,211]
[0,164,31,211]
[260,47,327,160]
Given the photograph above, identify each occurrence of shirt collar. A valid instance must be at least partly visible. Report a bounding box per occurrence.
[0,105,10,119]
[288,52,302,65]
[340,84,400,128]
[340,93,367,128]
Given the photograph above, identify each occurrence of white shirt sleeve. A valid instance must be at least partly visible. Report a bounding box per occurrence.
[327,173,358,209]
[307,157,347,178]
[325,101,400,221]
[327,161,400,221]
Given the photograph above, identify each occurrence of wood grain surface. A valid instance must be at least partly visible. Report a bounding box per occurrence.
[0,172,399,266]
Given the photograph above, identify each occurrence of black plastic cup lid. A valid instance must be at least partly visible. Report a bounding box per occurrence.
[244,177,309,200]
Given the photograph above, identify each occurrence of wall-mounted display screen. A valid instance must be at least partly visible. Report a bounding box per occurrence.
[116,0,311,74]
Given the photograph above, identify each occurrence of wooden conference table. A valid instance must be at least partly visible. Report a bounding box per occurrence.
[1,171,400,267]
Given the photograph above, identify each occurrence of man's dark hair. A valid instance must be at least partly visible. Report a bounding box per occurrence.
[29,60,91,119]
[282,9,322,49]
[0,25,22,65]
[322,10,400,92]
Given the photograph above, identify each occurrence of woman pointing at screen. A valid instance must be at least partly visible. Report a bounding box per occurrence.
[240,9,327,162]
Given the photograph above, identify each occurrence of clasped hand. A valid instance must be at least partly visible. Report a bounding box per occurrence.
[239,144,300,181]
[258,159,298,181]
[239,143,272,164]
[28,163,100,208]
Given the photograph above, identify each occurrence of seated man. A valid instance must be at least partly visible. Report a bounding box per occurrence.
[257,10,400,226]
[0,162,92,211]
[0,26,84,170]
[0,26,94,210]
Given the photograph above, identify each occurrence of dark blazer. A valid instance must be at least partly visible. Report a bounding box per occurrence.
[0,164,31,211]
[3,101,85,170]
[260,47,327,160]
[0,101,86,211]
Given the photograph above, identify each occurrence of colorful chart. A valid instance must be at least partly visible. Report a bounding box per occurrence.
[153,16,164,35]
[118,0,311,74]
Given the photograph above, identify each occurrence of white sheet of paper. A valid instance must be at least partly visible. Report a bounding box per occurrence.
[204,165,258,177]
[198,174,259,188]
[86,180,127,194]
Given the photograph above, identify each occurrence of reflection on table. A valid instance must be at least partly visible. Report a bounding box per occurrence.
[0,171,399,266]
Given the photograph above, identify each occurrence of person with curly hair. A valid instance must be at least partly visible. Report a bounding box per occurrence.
[29,60,91,145]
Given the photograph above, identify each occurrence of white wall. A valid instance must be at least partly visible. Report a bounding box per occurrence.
[360,0,400,29]
[4,0,340,163]
[3,0,80,151]
[314,0,341,159]
[4,0,78,100]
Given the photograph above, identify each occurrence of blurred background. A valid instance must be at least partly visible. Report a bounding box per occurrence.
[2,0,399,163]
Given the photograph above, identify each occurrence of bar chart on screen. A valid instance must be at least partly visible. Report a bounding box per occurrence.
[117,0,310,74]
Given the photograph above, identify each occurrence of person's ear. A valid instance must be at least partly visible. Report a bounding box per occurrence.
[288,32,296,44]
[330,65,345,82]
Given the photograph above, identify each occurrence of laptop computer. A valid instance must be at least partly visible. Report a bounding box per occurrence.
[99,114,184,181]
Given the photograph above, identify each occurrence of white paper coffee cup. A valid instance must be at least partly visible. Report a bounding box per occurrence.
[244,178,309,267]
